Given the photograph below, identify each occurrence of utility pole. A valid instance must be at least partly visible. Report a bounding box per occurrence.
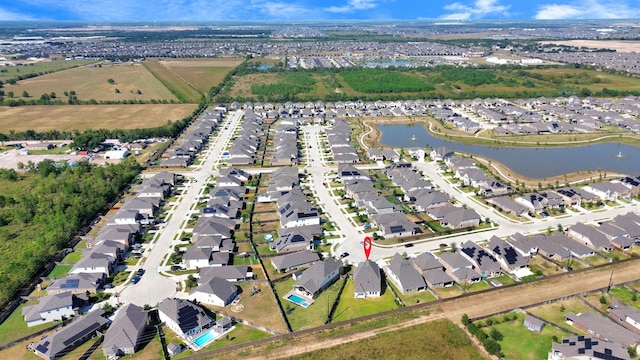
[607,268,614,293]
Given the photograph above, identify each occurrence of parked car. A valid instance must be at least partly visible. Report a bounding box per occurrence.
[404,243,414,248]
[130,276,140,284]
[137,268,145,276]
[340,252,349,258]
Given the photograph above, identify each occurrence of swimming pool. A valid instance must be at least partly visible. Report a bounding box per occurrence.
[193,330,215,347]
[287,293,310,308]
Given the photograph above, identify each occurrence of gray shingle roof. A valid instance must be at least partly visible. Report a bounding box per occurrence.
[102,304,148,357]
[354,260,382,295]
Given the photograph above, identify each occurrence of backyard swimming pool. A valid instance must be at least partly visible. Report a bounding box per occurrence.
[193,330,216,347]
[287,293,311,308]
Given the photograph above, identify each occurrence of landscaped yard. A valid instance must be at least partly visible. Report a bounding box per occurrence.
[331,279,400,322]
[276,277,345,331]
[584,254,610,266]
[491,313,569,360]
[0,303,57,346]
[61,252,83,263]
[207,282,288,334]
[47,265,72,279]
[433,285,465,299]
[608,286,640,310]
[528,298,591,334]
[491,274,516,286]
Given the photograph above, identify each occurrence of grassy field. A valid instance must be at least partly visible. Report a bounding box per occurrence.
[4,63,178,102]
[143,60,203,103]
[331,279,400,322]
[529,256,565,276]
[287,319,486,360]
[60,252,82,263]
[0,59,95,82]
[608,286,640,309]
[159,59,242,93]
[0,104,197,132]
[491,313,569,360]
[227,66,640,102]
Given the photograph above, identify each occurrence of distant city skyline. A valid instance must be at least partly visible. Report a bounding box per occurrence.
[0,0,639,22]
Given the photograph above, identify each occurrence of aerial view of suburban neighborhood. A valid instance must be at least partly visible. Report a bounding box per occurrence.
[4,2,640,359]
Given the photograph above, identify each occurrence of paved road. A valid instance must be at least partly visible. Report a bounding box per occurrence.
[118,110,244,307]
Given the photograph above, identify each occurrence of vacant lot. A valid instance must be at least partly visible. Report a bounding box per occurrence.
[143,60,203,103]
[539,40,640,52]
[4,63,178,102]
[0,59,95,82]
[160,59,242,93]
[0,104,197,132]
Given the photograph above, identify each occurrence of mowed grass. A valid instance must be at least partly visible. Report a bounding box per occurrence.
[5,63,178,102]
[609,286,640,309]
[0,104,197,132]
[287,319,486,360]
[160,59,242,93]
[0,303,57,346]
[491,313,569,360]
[206,282,288,334]
[331,279,400,322]
[0,59,95,82]
[143,60,203,103]
[528,298,591,334]
[47,265,71,278]
[275,277,344,331]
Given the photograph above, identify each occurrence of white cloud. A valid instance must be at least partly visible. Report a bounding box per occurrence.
[440,0,510,20]
[325,0,378,13]
[535,0,640,19]
[254,1,313,18]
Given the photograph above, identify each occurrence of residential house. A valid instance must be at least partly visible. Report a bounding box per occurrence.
[609,302,640,334]
[46,273,104,295]
[190,277,238,307]
[411,252,455,288]
[157,298,214,342]
[371,213,421,238]
[430,147,454,162]
[567,223,613,252]
[271,225,320,253]
[69,252,116,277]
[549,336,630,360]
[198,266,253,283]
[386,253,427,293]
[438,252,481,284]
[565,311,639,348]
[440,208,481,230]
[353,260,382,298]
[293,258,343,299]
[460,240,503,278]
[30,310,109,360]
[102,304,149,359]
[271,250,320,273]
[485,236,529,272]
[22,292,86,327]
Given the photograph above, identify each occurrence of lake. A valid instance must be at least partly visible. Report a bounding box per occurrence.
[377,124,639,179]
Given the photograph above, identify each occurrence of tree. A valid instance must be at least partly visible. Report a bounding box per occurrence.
[22,90,29,98]
[461,313,470,325]
[490,328,503,341]
[115,88,120,94]
[107,78,115,85]
[7,91,13,98]
[600,295,608,304]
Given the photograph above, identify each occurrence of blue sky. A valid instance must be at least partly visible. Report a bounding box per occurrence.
[1,0,639,21]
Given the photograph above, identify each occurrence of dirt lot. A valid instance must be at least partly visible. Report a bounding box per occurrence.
[0,104,197,132]
[539,40,640,52]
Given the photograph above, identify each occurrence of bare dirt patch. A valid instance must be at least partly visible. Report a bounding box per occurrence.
[0,104,197,132]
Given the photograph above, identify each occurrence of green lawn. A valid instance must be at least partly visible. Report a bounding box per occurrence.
[61,252,83,263]
[584,254,610,266]
[528,298,591,334]
[111,271,131,286]
[331,279,400,322]
[386,280,438,305]
[491,313,569,360]
[47,265,72,279]
[492,274,516,286]
[609,286,640,310]
[433,285,465,299]
[465,280,493,293]
[0,303,57,345]
[174,324,272,359]
[276,277,345,331]
[231,255,259,266]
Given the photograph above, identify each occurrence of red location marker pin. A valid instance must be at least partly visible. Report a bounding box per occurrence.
[363,236,372,260]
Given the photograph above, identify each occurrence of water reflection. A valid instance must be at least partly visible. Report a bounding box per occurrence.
[377,124,639,179]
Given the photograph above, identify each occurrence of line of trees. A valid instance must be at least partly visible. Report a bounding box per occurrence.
[0,157,142,307]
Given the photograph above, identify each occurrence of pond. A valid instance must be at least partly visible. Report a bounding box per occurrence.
[377,124,639,179]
